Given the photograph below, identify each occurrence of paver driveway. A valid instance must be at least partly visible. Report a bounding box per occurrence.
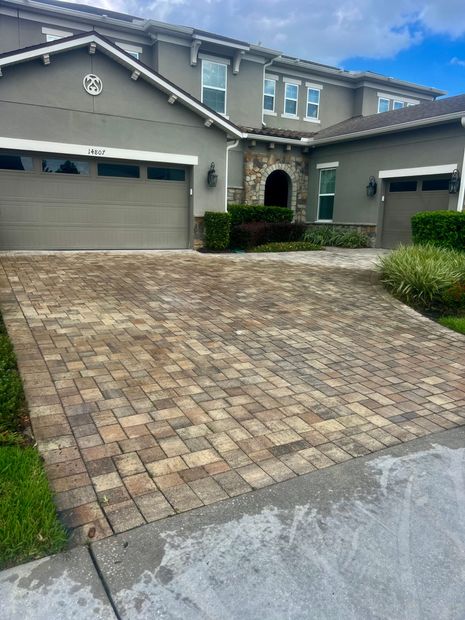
[1,250,465,543]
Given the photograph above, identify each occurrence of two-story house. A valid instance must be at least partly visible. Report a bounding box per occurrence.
[0,0,464,249]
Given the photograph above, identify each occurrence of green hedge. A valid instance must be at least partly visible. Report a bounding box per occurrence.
[228,204,293,226]
[411,210,465,250]
[231,222,306,250]
[250,241,322,253]
[204,211,231,251]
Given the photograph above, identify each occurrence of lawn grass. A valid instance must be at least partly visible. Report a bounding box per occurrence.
[0,446,67,567]
[438,316,465,335]
[0,316,67,568]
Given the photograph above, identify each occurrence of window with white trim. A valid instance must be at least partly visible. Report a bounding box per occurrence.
[115,42,142,59]
[202,60,227,115]
[378,97,389,113]
[393,100,404,110]
[263,78,276,113]
[306,87,320,119]
[284,83,299,116]
[42,27,72,42]
[318,168,336,221]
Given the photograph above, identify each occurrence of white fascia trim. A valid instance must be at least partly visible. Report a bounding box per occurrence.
[377,92,419,105]
[193,34,249,51]
[41,26,73,38]
[312,112,465,145]
[0,34,243,139]
[283,77,302,85]
[0,137,199,166]
[243,134,307,146]
[379,164,458,179]
[316,161,339,169]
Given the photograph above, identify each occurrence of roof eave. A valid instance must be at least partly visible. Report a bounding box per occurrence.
[313,112,465,146]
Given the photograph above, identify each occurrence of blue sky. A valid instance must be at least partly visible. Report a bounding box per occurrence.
[69,0,465,96]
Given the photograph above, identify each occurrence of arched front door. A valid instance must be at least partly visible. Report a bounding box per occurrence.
[264,170,290,208]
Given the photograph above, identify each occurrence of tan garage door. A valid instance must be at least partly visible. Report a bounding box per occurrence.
[0,152,189,250]
[381,176,450,249]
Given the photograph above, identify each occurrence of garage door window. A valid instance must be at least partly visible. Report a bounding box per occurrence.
[422,179,450,191]
[0,154,34,171]
[147,167,185,181]
[98,163,140,178]
[42,159,90,175]
[389,180,417,192]
[318,168,336,221]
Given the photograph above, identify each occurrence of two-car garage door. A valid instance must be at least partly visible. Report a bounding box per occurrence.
[381,175,450,249]
[0,151,189,250]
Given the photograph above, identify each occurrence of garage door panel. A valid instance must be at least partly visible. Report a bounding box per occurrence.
[0,154,189,250]
[0,224,188,250]
[381,176,450,249]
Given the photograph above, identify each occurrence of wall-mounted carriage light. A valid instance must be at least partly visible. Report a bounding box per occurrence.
[207,162,218,188]
[449,169,461,194]
[366,176,377,197]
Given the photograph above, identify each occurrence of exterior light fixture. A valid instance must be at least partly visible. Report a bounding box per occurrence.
[207,162,218,188]
[449,169,461,194]
[366,176,377,197]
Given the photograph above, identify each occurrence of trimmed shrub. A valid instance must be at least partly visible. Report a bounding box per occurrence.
[250,241,323,253]
[378,244,465,309]
[228,204,293,226]
[411,210,465,250]
[304,225,371,248]
[204,211,231,251]
[231,222,306,250]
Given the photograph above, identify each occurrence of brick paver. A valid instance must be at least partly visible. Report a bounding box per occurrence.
[1,249,464,543]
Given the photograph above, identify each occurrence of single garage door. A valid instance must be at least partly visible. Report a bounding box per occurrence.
[381,175,450,249]
[0,151,189,250]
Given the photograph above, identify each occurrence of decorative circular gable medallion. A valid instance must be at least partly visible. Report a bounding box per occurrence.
[83,74,103,96]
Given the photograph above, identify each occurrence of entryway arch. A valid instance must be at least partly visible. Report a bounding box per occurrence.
[264,170,291,208]
[259,163,299,212]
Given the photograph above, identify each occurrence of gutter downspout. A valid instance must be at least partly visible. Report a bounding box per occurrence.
[262,56,281,127]
[225,139,239,211]
[457,116,465,212]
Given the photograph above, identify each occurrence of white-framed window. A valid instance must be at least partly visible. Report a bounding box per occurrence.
[306,87,320,120]
[202,60,227,115]
[377,93,419,113]
[378,97,390,113]
[42,27,72,42]
[284,83,299,117]
[318,168,337,221]
[263,78,276,113]
[115,42,142,59]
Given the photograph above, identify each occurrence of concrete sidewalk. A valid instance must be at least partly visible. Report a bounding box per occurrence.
[2,426,465,619]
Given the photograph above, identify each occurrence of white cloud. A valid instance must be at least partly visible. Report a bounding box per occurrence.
[451,56,465,67]
[64,0,465,64]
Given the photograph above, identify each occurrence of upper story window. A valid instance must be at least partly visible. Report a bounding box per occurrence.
[378,97,390,113]
[263,78,276,113]
[202,60,227,115]
[115,42,142,60]
[306,87,321,120]
[377,93,419,113]
[284,83,299,117]
[42,27,72,42]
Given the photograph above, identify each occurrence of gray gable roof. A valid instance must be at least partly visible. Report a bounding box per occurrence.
[314,94,465,142]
